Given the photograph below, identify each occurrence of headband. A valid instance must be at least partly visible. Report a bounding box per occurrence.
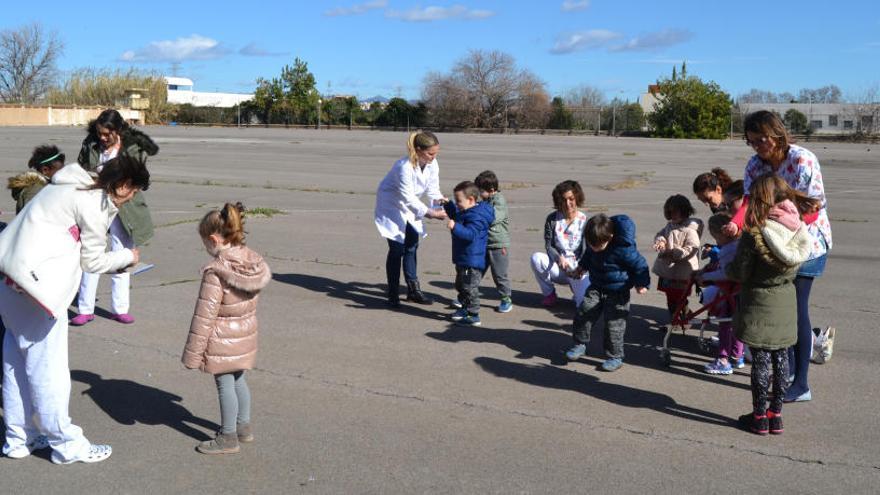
[38,152,62,165]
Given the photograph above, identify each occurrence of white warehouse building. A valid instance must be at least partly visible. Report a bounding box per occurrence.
[164,77,254,108]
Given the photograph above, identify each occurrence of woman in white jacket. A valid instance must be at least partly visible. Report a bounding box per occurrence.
[0,155,149,464]
[375,131,447,307]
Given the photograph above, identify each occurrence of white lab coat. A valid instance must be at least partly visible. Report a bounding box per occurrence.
[374,157,443,243]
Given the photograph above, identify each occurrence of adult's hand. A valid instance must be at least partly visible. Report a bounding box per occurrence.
[558,256,570,271]
[721,222,739,237]
[129,247,140,266]
[425,209,447,220]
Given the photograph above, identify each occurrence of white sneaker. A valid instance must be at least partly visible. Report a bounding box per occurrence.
[4,435,50,459]
[51,444,112,464]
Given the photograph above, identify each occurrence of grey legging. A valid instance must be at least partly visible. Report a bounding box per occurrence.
[214,371,251,434]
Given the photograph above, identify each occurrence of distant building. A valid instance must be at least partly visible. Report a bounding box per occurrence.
[164,77,253,108]
[639,84,878,134]
[739,102,877,135]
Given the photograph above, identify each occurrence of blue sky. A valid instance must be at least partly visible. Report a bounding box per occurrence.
[6,0,879,102]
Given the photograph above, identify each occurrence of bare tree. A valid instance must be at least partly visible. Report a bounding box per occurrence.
[564,84,606,130]
[845,85,880,135]
[0,23,63,103]
[422,49,549,129]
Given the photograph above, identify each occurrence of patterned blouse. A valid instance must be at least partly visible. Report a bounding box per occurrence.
[743,144,832,259]
[554,210,588,266]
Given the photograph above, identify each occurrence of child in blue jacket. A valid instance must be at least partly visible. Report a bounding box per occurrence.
[566,214,650,371]
[444,181,495,326]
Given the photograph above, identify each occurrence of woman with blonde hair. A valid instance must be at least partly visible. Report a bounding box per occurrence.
[374,131,447,307]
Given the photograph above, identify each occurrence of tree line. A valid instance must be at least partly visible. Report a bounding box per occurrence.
[2,22,876,138]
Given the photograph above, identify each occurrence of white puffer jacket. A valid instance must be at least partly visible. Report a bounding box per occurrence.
[0,163,134,318]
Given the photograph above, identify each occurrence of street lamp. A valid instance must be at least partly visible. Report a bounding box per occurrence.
[317,98,322,130]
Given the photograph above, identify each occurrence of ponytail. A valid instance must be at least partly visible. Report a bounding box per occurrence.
[199,202,247,246]
[692,167,732,195]
[406,130,439,167]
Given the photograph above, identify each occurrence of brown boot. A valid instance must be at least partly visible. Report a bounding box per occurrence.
[237,423,254,443]
[197,432,240,455]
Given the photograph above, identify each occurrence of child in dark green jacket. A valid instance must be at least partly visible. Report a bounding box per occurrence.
[475,171,512,313]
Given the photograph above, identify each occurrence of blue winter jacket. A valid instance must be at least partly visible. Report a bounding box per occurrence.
[444,201,495,269]
[577,214,651,291]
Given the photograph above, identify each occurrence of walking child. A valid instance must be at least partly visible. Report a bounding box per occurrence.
[474,170,512,313]
[726,175,813,434]
[565,214,650,372]
[652,194,703,323]
[696,212,744,374]
[182,203,271,454]
[444,181,494,326]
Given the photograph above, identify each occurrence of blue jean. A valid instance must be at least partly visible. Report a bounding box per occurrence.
[386,223,420,298]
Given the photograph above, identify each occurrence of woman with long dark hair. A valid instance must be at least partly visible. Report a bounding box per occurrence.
[0,156,150,463]
[71,109,158,326]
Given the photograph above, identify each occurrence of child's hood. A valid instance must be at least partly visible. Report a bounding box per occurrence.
[768,200,801,232]
[611,215,637,247]
[460,200,495,224]
[759,218,811,268]
[8,171,47,194]
[683,217,704,237]
[204,245,272,292]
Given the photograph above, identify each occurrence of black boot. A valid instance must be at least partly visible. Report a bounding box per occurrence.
[406,280,432,305]
[387,285,401,308]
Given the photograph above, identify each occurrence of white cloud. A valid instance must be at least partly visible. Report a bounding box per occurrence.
[239,42,287,57]
[119,35,228,63]
[386,5,495,22]
[325,0,387,17]
[549,29,621,54]
[609,29,693,52]
[561,0,590,12]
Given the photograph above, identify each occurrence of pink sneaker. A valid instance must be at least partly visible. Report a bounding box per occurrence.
[112,313,135,324]
[541,292,558,307]
[70,314,95,326]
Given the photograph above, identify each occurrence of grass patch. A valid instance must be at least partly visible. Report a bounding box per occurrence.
[587,204,610,212]
[423,270,443,275]
[595,163,611,167]
[195,203,206,208]
[504,181,539,190]
[834,218,869,223]
[156,218,201,228]
[247,207,286,218]
[623,151,637,156]
[158,278,199,287]
[525,227,540,232]
[599,171,654,191]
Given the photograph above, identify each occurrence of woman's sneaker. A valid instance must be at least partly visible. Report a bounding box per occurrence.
[4,435,49,459]
[51,444,113,464]
[541,291,558,307]
[703,359,733,375]
[70,314,95,326]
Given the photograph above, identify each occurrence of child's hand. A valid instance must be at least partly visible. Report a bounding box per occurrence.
[652,239,666,252]
[635,286,648,295]
[722,222,739,237]
[447,219,455,230]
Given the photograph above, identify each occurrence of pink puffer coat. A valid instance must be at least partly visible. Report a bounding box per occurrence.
[182,245,271,374]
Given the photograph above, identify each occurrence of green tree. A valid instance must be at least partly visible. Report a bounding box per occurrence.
[648,63,732,139]
[546,97,573,129]
[784,108,809,133]
[376,98,426,129]
[280,58,318,124]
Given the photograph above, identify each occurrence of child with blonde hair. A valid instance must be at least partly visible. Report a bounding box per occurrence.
[182,203,271,454]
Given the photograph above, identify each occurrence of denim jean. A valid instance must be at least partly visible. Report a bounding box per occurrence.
[386,223,420,298]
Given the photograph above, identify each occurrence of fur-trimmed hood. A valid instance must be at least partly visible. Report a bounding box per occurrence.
[8,171,47,198]
[752,219,811,271]
[203,245,271,293]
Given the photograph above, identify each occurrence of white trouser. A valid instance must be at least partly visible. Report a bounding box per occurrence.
[78,217,132,315]
[0,283,91,462]
[530,252,591,307]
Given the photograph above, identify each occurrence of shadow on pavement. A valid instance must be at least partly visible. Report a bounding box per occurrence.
[273,273,449,320]
[474,356,735,427]
[71,370,218,441]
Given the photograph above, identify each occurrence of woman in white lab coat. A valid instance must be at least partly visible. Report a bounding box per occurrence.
[375,131,447,307]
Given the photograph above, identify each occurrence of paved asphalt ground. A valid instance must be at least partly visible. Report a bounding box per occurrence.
[0,126,877,494]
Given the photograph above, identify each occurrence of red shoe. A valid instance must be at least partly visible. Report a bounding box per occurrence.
[767,410,784,434]
[70,314,95,326]
[541,292,558,307]
[112,313,135,324]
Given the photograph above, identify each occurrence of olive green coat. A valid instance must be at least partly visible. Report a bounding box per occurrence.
[77,128,158,245]
[8,171,48,213]
[725,221,811,350]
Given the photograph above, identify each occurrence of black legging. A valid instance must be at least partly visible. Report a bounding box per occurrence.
[751,348,789,415]
[786,276,813,398]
